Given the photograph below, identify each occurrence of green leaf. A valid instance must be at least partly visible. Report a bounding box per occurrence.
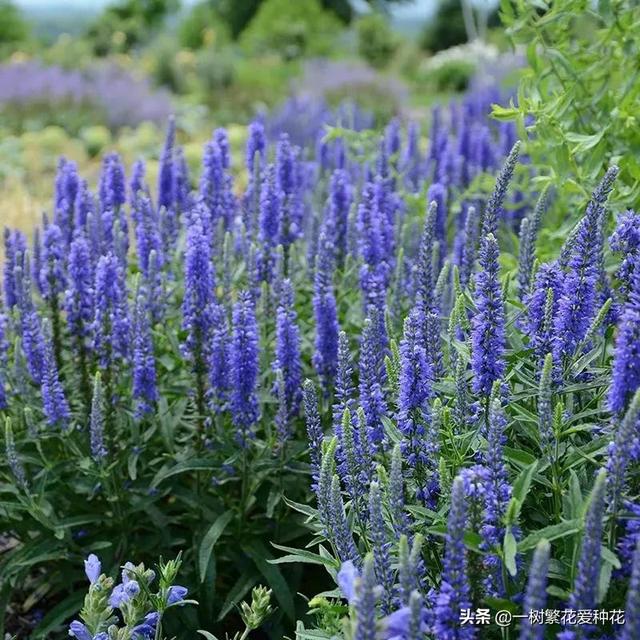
[31,591,84,639]
[547,585,571,600]
[491,103,520,121]
[504,447,537,467]
[565,130,606,154]
[566,471,583,519]
[518,519,581,552]
[503,528,518,577]
[427,525,483,552]
[269,553,326,566]
[512,460,539,504]
[295,630,334,640]
[294,623,334,640]
[127,451,139,481]
[506,460,539,524]
[282,497,317,518]
[151,459,219,487]
[601,546,621,570]
[197,632,219,640]
[271,543,338,567]
[598,562,613,604]
[198,511,234,582]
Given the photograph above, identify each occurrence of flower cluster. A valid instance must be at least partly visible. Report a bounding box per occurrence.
[0,82,637,640]
[68,554,188,640]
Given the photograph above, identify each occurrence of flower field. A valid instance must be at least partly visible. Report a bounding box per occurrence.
[2,2,640,640]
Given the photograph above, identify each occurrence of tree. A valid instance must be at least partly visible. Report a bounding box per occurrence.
[241,0,340,60]
[178,1,230,49]
[213,0,408,39]
[421,0,500,53]
[357,13,398,69]
[0,0,29,46]
[87,0,180,55]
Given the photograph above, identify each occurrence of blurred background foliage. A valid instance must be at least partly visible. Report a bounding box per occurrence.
[0,0,515,232]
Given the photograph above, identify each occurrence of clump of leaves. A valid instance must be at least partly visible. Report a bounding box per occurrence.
[494,0,640,208]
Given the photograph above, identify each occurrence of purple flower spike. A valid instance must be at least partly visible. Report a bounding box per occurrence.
[92,253,130,367]
[182,205,215,361]
[230,291,260,446]
[132,286,158,418]
[65,235,94,341]
[353,554,378,640]
[274,279,302,415]
[41,320,70,428]
[520,540,551,640]
[608,268,640,415]
[359,316,387,450]
[40,223,66,303]
[4,228,27,309]
[553,167,619,361]
[621,539,640,640]
[312,231,339,389]
[471,234,506,396]
[434,475,474,639]
[99,152,126,212]
[157,116,175,212]
[246,120,266,173]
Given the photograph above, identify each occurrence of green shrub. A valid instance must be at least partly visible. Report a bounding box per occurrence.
[495,0,640,208]
[423,58,476,92]
[195,46,237,94]
[39,35,94,70]
[79,125,111,158]
[215,0,352,39]
[240,0,340,61]
[87,11,146,56]
[0,0,29,48]
[356,13,398,70]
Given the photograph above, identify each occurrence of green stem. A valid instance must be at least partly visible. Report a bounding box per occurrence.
[240,448,249,528]
[194,333,207,444]
[154,615,163,640]
[195,358,206,440]
[551,422,562,520]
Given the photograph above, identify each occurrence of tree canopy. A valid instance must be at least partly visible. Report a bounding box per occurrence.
[213,0,410,38]
[0,0,29,45]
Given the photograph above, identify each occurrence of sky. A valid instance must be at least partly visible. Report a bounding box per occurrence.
[14,0,438,19]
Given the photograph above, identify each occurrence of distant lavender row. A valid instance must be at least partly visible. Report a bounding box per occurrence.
[0,61,173,130]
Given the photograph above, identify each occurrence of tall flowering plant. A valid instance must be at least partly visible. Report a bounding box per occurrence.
[1,83,638,640]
